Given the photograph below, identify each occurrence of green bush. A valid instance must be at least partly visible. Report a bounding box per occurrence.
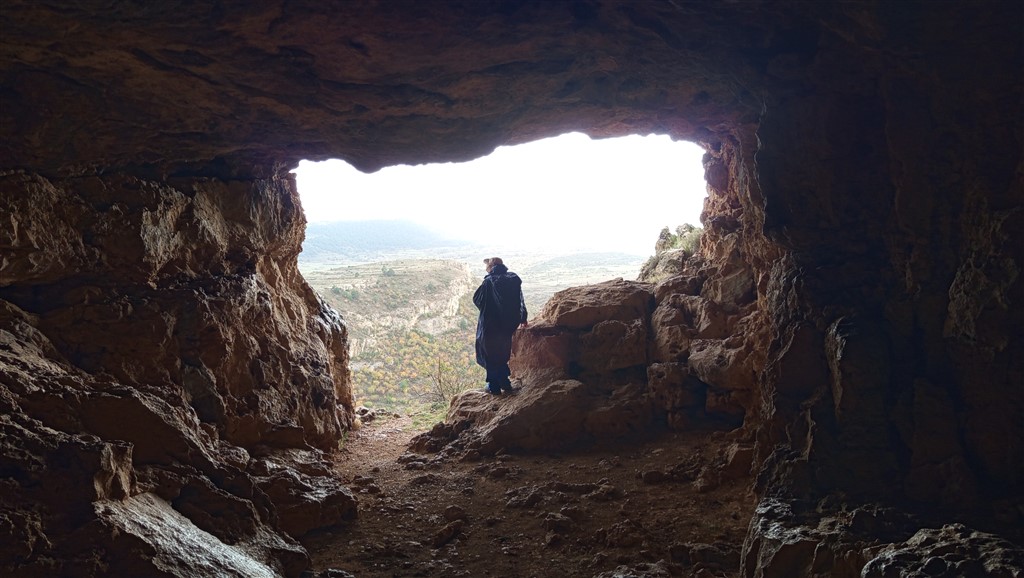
[655,223,703,255]
[675,224,702,254]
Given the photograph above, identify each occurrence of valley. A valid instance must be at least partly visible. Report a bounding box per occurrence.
[298,226,652,424]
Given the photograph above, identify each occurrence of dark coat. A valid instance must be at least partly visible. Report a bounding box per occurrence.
[473,263,527,369]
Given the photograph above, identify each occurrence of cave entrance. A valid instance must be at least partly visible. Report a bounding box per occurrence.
[291,132,707,428]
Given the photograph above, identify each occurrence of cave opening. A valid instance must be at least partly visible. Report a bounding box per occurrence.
[4,1,1020,575]
[290,132,711,425]
[292,132,708,257]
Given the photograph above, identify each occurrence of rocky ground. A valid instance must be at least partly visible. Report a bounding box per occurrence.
[301,412,754,577]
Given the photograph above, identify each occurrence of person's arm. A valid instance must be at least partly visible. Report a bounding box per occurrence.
[473,279,488,311]
[519,289,528,327]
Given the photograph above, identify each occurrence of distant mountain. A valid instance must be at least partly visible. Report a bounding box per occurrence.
[300,220,468,263]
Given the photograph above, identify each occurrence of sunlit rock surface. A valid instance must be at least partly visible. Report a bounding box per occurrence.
[2,0,1022,576]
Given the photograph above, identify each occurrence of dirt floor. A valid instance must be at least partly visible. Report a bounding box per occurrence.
[301,414,755,578]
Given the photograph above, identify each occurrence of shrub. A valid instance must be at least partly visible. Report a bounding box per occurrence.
[427,354,474,408]
[675,224,702,254]
[654,223,703,255]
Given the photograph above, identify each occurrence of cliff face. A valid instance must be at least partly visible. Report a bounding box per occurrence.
[1,1,1022,576]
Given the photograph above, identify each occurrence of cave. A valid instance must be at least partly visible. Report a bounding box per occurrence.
[1,2,1021,577]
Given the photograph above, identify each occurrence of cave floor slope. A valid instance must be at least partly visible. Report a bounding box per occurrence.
[302,415,752,577]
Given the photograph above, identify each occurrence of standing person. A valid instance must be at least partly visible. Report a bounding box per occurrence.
[473,257,528,395]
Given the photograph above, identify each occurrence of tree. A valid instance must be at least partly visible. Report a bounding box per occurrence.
[427,354,473,409]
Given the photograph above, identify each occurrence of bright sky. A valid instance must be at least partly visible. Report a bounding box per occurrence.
[292,132,707,255]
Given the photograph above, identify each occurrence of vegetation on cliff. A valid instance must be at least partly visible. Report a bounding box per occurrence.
[639,223,703,283]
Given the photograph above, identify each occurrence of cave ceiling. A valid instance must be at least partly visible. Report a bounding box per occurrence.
[0,0,840,177]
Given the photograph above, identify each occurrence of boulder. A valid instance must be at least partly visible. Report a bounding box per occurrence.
[95,492,304,578]
[539,279,654,330]
[579,318,648,373]
[863,524,1024,578]
[688,339,755,393]
[447,380,592,454]
[647,363,706,412]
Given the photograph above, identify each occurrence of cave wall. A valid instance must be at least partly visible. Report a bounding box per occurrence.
[2,1,1021,576]
[750,0,1023,506]
[1,172,352,447]
[1,171,356,575]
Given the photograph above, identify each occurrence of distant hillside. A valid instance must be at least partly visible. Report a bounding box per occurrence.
[304,259,475,344]
[300,220,466,263]
[303,259,479,416]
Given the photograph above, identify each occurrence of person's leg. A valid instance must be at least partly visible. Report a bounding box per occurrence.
[477,333,503,394]
[488,362,511,390]
[484,332,513,393]
[483,364,507,394]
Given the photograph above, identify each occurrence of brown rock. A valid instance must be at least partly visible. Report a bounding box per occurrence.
[430,520,464,548]
[579,319,648,372]
[443,505,468,522]
[256,464,358,538]
[583,384,657,439]
[509,322,578,385]
[903,379,979,507]
[540,279,654,330]
[687,339,755,393]
[542,512,574,533]
[647,363,706,412]
[603,519,645,548]
[640,470,668,484]
[704,388,748,425]
[96,492,307,577]
[863,524,1024,578]
[649,302,696,363]
[447,380,591,453]
[703,266,755,309]
[654,274,705,302]
[721,443,755,480]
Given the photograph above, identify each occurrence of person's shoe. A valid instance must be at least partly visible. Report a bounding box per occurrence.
[500,383,517,394]
[484,383,502,395]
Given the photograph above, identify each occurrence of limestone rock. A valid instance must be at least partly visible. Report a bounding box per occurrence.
[647,363,706,413]
[649,300,696,363]
[862,524,1024,578]
[654,273,706,303]
[414,376,660,457]
[579,319,648,373]
[638,248,689,283]
[539,279,654,330]
[508,322,578,387]
[446,380,592,454]
[96,492,307,578]
[0,172,352,576]
[744,498,1024,578]
[649,294,729,363]
[703,266,755,310]
[430,520,464,548]
[255,464,358,539]
[688,339,755,393]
